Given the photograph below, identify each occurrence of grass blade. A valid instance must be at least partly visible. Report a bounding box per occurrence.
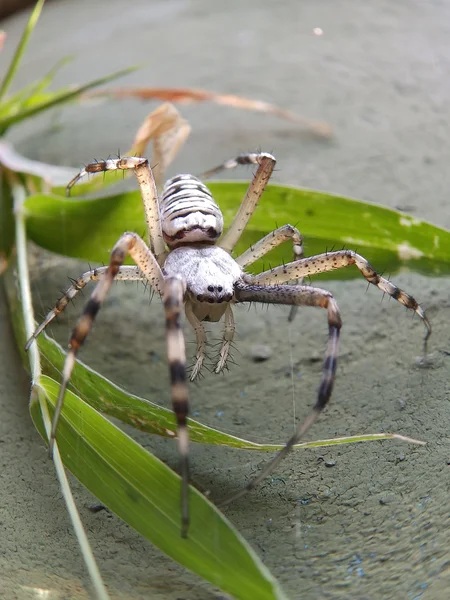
[0,57,73,120]
[0,66,138,132]
[9,181,110,600]
[0,0,46,102]
[29,376,288,600]
[6,282,423,453]
[8,179,289,600]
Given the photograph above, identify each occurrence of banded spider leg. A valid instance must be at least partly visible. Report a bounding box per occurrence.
[203,155,431,507]
[203,152,304,322]
[221,253,431,506]
[28,158,191,536]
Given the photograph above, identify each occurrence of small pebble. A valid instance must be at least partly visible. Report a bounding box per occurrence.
[250,344,272,362]
[87,503,107,513]
[379,492,396,505]
[325,460,336,468]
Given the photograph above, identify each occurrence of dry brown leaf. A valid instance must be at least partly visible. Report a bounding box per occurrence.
[128,103,191,187]
[85,86,332,138]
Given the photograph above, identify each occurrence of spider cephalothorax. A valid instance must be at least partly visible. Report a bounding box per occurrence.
[26,152,431,536]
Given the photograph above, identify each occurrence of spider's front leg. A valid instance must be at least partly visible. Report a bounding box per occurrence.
[25,266,144,350]
[67,157,165,260]
[254,249,432,350]
[221,280,342,505]
[235,223,304,322]
[163,276,191,536]
[205,153,304,321]
[35,233,165,458]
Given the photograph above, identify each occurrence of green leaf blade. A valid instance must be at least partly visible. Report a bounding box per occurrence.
[24,183,450,278]
[8,274,410,453]
[0,0,46,103]
[0,66,138,132]
[31,376,288,600]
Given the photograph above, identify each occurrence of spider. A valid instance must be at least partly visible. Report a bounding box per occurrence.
[26,152,431,537]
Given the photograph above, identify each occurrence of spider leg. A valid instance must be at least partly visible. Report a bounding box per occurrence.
[185,302,207,381]
[67,157,166,261]
[221,281,341,506]
[253,249,431,349]
[163,276,190,537]
[235,223,304,322]
[47,233,164,458]
[25,266,144,350]
[236,224,303,269]
[215,304,236,374]
[201,152,274,179]
[210,153,276,253]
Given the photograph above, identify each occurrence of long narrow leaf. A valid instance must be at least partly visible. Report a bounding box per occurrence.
[29,376,288,600]
[10,182,110,600]
[6,246,421,452]
[0,0,46,102]
[0,57,72,120]
[0,167,15,273]
[23,184,450,278]
[0,140,76,186]
[0,67,138,132]
[85,86,332,137]
[5,181,289,600]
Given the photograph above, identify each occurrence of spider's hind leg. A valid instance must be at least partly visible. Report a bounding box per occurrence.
[67,156,165,260]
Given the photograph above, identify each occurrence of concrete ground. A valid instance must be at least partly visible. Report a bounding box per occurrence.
[1,1,450,598]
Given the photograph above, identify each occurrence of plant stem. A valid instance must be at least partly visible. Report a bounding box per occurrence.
[13,181,111,600]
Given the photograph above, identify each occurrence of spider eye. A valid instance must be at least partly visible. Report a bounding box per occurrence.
[207,285,214,292]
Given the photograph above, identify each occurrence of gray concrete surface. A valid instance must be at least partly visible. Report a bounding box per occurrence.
[1,1,450,598]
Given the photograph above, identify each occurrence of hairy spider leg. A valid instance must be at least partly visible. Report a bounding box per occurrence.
[163,276,190,537]
[25,266,144,350]
[235,223,304,322]
[215,153,276,253]
[253,249,431,350]
[66,158,165,260]
[184,303,207,381]
[47,233,164,457]
[221,281,341,506]
[203,153,304,319]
